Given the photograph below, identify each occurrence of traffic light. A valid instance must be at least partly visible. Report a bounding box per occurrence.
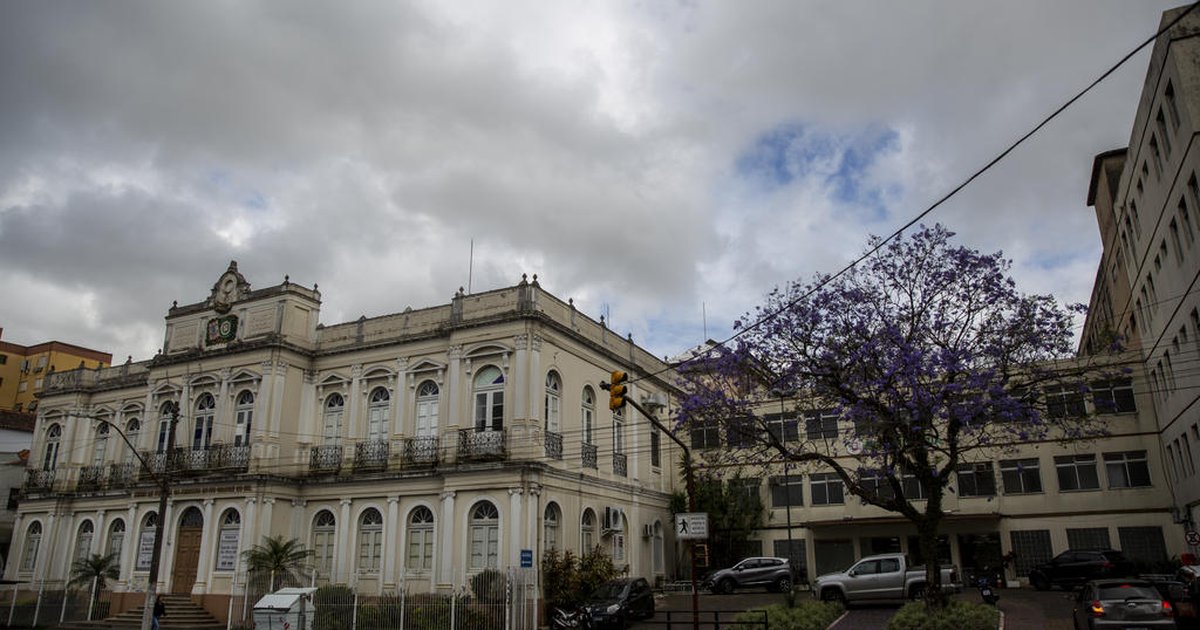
[608,370,628,410]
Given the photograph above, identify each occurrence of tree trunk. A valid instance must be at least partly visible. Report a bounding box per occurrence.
[917,516,947,608]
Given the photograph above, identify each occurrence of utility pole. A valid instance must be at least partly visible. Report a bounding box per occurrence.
[603,373,700,630]
[139,401,179,630]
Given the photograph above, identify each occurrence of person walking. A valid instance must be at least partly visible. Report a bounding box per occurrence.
[152,594,166,630]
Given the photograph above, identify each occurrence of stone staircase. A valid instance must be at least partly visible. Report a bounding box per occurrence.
[56,595,225,630]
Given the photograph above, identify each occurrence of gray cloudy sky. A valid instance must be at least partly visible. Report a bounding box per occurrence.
[0,1,1183,362]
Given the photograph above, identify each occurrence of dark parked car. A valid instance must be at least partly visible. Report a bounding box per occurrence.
[1146,578,1199,629]
[1029,549,1136,591]
[583,577,655,629]
[1071,579,1177,629]
[702,556,795,594]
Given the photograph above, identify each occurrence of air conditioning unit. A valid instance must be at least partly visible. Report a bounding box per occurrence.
[603,506,624,532]
[641,523,653,539]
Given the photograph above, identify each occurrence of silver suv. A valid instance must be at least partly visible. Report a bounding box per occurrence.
[702,556,795,594]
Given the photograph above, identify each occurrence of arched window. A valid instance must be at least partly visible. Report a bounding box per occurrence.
[582,387,595,445]
[357,508,383,573]
[652,521,664,574]
[545,372,562,433]
[106,519,126,571]
[311,511,336,577]
[19,522,41,573]
[406,506,435,571]
[216,509,241,571]
[367,388,389,441]
[612,407,625,454]
[415,381,439,437]
[92,423,110,466]
[42,424,63,471]
[234,391,254,447]
[322,394,344,445]
[136,512,158,570]
[125,419,141,464]
[543,503,561,551]
[473,367,505,432]
[193,393,216,450]
[469,501,500,569]
[157,403,175,453]
[74,521,95,566]
[581,509,596,553]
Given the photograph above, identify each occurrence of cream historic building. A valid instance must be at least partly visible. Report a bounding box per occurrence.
[9,263,680,615]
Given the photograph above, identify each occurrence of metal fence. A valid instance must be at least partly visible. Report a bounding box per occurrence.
[0,580,113,627]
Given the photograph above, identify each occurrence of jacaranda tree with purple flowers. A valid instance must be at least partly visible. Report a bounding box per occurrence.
[675,225,1107,608]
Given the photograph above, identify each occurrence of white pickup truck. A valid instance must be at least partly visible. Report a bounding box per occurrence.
[811,553,961,603]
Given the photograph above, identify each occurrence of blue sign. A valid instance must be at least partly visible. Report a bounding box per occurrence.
[520,549,533,568]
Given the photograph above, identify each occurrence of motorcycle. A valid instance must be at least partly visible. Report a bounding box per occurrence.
[551,605,591,630]
[976,575,999,606]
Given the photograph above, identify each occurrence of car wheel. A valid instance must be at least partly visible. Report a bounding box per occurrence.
[1031,574,1049,591]
[774,576,793,593]
[718,578,736,595]
[820,588,845,604]
[908,584,926,600]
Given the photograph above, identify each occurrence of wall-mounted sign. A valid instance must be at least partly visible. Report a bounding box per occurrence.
[206,315,238,346]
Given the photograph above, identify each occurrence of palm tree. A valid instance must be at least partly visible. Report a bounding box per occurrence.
[68,553,120,619]
[241,535,314,591]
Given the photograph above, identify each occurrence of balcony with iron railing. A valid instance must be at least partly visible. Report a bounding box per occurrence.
[404,436,440,467]
[544,431,563,460]
[309,445,344,475]
[582,442,598,469]
[354,440,390,472]
[77,465,106,491]
[108,462,136,488]
[209,444,251,472]
[612,452,627,477]
[458,429,506,461]
[22,469,55,494]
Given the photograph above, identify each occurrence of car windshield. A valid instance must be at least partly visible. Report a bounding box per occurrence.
[1097,585,1159,600]
[591,581,628,600]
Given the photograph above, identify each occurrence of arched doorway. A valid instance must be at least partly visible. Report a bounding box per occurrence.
[172,507,204,594]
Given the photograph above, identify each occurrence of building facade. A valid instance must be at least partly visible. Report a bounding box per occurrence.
[1081,5,1200,534]
[0,329,111,414]
[9,263,680,617]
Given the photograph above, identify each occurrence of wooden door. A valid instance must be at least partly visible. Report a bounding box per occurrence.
[172,524,203,594]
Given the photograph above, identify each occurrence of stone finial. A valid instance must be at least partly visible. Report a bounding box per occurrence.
[569,298,574,309]
[531,274,539,286]
[172,300,178,308]
[520,273,528,285]
[600,315,606,327]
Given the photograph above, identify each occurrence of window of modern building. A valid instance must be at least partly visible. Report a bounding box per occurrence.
[193,393,216,450]
[543,502,561,551]
[690,420,721,450]
[1009,530,1052,577]
[367,387,390,441]
[1000,458,1042,494]
[650,427,661,468]
[769,475,804,507]
[469,501,500,569]
[729,478,761,505]
[1118,527,1167,564]
[311,510,336,577]
[234,391,254,447]
[406,506,435,571]
[357,508,383,573]
[415,380,439,437]
[810,473,844,505]
[956,462,996,497]
[19,522,41,573]
[42,424,61,471]
[1044,385,1086,418]
[1157,109,1173,157]
[1056,451,1099,492]
[1105,451,1152,488]
[581,509,595,553]
[544,371,561,433]
[92,423,109,467]
[1150,135,1164,177]
[1067,527,1111,550]
[136,513,157,570]
[216,509,241,571]
[804,410,839,440]
[1091,378,1136,414]
[901,474,926,500]
[1166,81,1181,129]
[859,474,895,503]
[765,412,799,443]
[582,387,595,445]
[323,394,344,445]
[106,519,125,572]
[473,366,505,432]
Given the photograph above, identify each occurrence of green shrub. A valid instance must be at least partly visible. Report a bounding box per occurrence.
[887,601,998,630]
[734,602,844,630]
[469,569,507,604]
[312,585,355,630]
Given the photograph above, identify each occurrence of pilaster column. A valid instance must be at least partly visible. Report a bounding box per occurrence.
[513,335,529,419]
[527,485,541,561]
[40,512,58,584]
[392,359,408,435]
[291,499,307,542]
[193,499,216,594]
[437,491,456,586]
[120,504,138,585]
[257,361,273,441]
[270,361,287,436]
[52,512,75,583]
[337,499,353,584]
[3,513,22,581]
[508,488,523,567]
[447,348,463,429]
[217,368,232,443]
[243,497,258,584]
[159,500,175,592]
[383,496,400,589]
[347,365,364,441]
[92,509,107,556]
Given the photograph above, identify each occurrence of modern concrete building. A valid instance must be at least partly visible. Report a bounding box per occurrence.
[9,262,680,619]
[0,329,112,414]
[1080,4,1200,536]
